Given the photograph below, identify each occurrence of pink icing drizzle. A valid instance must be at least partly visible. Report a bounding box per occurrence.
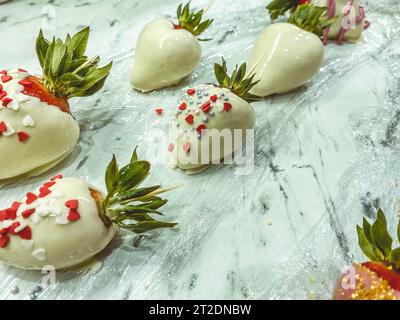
[322,0,369,46]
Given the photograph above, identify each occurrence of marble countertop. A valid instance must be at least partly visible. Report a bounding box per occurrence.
[0,0,399,300]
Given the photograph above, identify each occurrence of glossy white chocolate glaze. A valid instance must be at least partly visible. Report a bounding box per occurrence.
[0,177,116,270]
[168,85,255,174]
[130,19,201,92]
[248,23,324,97]
[0,71,79,181]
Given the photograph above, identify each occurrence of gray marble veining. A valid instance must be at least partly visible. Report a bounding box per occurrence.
[0,0,399,300]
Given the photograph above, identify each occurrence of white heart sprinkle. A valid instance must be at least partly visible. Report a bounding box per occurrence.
[14,222,28,233]
[32,248,46,261]
[55,212,69,225]
[3,123,15,136]
[30,212,41,224]
[22,115,35,127]
[217,104,224,112]
[8,99,19,111]
[36,205,51,217]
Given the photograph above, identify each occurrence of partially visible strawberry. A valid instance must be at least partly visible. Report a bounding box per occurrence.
[0,27,112,183]
[21,76,69,113]
[333,209,400,300]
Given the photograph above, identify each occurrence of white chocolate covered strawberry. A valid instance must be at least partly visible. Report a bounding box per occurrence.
[0,28,112,185]
[333,209,400,300]
[267,1,368,45]
[168,59,259,174]
[248,23,324,97]
[314,0,367,44]
[130,2,213,92]
[0,149,177,270]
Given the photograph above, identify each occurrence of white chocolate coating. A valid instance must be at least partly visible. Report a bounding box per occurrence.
[0,177,116,270]
[0,72,79,181]
[130,19,201,92]
[248,23,324,97]
[169,85,255,174]
[314,0,364,42]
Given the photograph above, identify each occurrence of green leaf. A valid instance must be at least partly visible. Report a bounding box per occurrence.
[131,146,139,163]
[363,217,373,243]
[50,39,66,78]
[118,160,150,191]
[105,154,119,193]
[37,27,112,99]
[357,225,379,261]
[101,148,178,234]
[117,218,177,234]
[266,0,298,20]
[397,218,400,243]
[214,58,262,103]
[287,3,336,37]
[109,185,161,204]
[176,1,213,37]
[36,29,50,68]
[390,247,400,270]
[371,209,393,258]
[71,26,90,58]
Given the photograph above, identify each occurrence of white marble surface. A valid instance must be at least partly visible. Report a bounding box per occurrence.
[0,0,399,300]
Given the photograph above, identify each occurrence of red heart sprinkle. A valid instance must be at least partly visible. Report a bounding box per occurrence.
[0,84,3,91]
[19,226,32,240]
[168,143,174,152]
[210,95,218,102]
[5,209,16,220]
[196,124,206,134]
[187,88,196,95]
[26,192,38,205]
[39,187,51,198]
[0,210,7,221]
[67,209,81,222]
[43,181,56,188]
[50,174,63,181]
[22,209,35,219]
[0,121,6,133]
[183,142,191,152]
[0,92,6,100]
[155,108,163,115]
[18,68,27,73]
[1,75,12,83]
[65,199,79,210]
[0,235,10,248]
[0,70,7,75]
[9,221,20,235]
[18,131,30,142]
[178,102,187,111]
[11,201,21,212]
[223,102,232,111]
[0,227,8,236]
[2,97,12,107]
[18,79,32,86]
[185,114,194,124]
[201,102,211,113]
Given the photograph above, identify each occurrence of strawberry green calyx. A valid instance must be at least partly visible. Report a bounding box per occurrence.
[267,0,308,20]
[357,209,400,271]
[176,1,213,41]
[214,58,262,103]
[287,4,336,37]
[36,27,112,99]
[100,147,178,234]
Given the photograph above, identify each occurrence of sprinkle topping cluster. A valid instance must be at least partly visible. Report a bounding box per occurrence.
[171,85,233,153]
[0,175,81,261]
[0,69,34,143]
